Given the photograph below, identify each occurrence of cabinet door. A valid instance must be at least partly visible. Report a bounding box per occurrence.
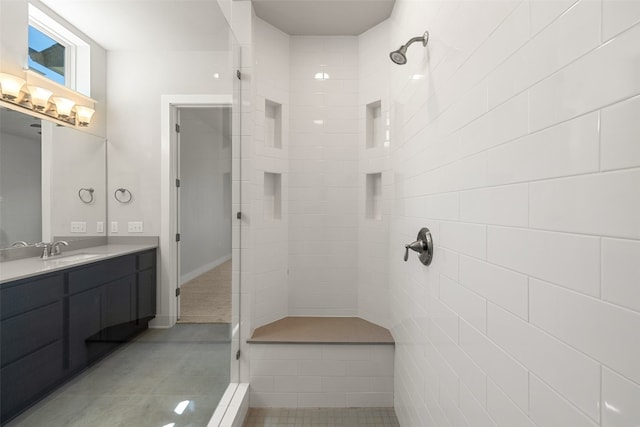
[137,269,156,321]
[68,287,102,371]
[102,276,133,329]
[101,276,136,342]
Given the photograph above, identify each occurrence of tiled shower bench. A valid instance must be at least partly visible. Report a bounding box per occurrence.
[247,317,395,408]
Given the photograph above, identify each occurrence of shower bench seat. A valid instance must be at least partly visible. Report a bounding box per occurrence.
[247,316,395,408]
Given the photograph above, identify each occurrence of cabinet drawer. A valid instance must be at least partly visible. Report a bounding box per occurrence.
[1,340,63,422]
[0,274,63,320]
[68,255,136,294]
[1,302,63,367]
[137,250,156,271]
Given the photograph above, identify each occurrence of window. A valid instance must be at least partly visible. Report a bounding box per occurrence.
[28,4,91,96]
[28,25,66,85]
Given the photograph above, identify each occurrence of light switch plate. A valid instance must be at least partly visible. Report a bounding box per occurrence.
[128,221,144,233]
[111,221,118,233]
[96,221,104,233]
[70,221,86,233]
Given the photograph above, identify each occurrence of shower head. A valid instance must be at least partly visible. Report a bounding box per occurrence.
[389,47,408,65]
[389,31,429,65]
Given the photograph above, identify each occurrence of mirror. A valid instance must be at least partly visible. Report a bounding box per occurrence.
[0,106,106,250]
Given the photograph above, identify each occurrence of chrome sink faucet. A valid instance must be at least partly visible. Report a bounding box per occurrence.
[52,240,69,256]
[36,241,69,259]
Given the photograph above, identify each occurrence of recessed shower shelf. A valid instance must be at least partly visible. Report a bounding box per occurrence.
[265,99,282,149]
[366,100,383,149]
[264,172,281,220]
[366,172,383,220]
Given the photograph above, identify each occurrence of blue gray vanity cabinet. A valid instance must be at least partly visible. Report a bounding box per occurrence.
[1,274,65,423]
[0,248,157,424]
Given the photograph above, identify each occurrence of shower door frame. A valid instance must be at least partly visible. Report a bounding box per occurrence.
[159,95,242,409]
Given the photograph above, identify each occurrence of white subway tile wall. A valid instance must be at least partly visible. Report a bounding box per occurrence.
[383,0,640,426]
[247,0,640,424]
[249,344,394,408]
[251,18,290,331]
[287,36,360,317]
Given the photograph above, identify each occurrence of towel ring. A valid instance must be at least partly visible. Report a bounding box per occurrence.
[78,188,95,204]
[114,188,133,204]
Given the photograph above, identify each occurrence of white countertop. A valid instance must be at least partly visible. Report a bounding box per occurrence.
[0,243,158,284]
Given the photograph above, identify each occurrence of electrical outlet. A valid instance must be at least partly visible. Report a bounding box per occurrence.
[111,221,118,233]
[128,221,144,233]
[70,221,86,233]
[96,221,104,233]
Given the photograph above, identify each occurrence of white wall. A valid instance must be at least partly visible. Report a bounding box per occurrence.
[384,1,640,426]
[106,50,233,237]
[179,107,232,282]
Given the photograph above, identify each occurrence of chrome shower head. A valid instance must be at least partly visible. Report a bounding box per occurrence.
[389,31,429,65]
[389,47,408,65]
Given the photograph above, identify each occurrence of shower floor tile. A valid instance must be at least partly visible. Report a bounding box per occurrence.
[242,407,401,427]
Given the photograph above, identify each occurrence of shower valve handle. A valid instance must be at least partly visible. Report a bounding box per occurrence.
[403,227,434,266]
[404,240,426,261]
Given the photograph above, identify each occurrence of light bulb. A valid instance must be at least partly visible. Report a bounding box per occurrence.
[74,105,95,126]
[52,97,75,118]
[27,86,53,111]
[0,73,26,101]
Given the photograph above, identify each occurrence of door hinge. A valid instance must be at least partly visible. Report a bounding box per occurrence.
[235,350,240,360]
[236,70,241,80]
[176,178,181,188]
[236,211,242,220]
[175,287,181,297]
[175,233,181,242]
[175,123,181,133]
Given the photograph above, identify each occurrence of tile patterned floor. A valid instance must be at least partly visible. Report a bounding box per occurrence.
[242,407,401,427]
[6,324,231,427]
[179,260,232,323]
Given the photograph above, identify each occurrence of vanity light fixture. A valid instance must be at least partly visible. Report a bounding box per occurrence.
[0,71,96,128]
[27,85,53,111]
[74,105,95,127]
[314,72,330,80]
[0,73,26,100]
[52,96,75,118]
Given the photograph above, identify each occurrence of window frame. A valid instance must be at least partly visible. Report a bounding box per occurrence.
[28,4,90,96]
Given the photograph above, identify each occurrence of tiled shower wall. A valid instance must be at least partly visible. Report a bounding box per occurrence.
[287,36,360,316]
[384,0,640,426]
[252,17,290,329]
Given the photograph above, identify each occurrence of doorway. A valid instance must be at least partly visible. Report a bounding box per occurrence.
[175,106,232,324]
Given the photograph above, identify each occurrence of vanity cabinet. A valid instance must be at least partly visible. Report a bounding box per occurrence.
[0,274,65,422]
[0,248,157,424]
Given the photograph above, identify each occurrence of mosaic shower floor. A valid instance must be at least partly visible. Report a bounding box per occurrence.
[242,407,400,427]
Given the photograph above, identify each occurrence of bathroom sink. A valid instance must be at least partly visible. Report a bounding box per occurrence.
[43,253,102,263]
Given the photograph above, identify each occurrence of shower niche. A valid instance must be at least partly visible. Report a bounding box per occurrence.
[263,172,282,220]
[264,99,282,149]
[366,100,383,149]
[366,172,383,220]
